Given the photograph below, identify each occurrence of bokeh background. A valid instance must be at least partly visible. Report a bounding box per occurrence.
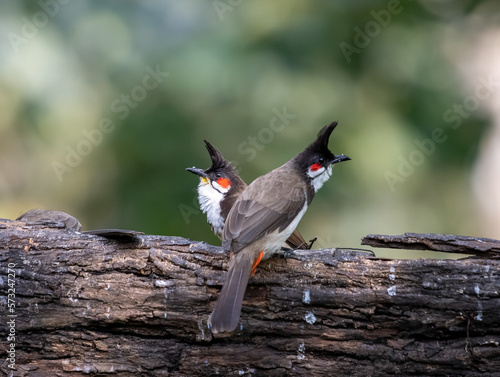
[1,0,499,258]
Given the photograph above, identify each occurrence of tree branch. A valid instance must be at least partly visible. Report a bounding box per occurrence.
[362,232,500,258]
[1,219,499,376]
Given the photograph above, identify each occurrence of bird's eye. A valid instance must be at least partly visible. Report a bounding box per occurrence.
[318,157,325,165]
[215,172,222,178]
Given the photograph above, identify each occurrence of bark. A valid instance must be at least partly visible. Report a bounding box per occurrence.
[0,219,499,377]
[362,233,500,259]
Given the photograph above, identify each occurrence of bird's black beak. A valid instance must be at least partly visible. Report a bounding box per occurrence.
[331,154,351,165]
[186,167,208,178]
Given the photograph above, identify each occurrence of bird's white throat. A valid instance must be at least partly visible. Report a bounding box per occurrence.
[197,182,226,237]
[308,164,333,192]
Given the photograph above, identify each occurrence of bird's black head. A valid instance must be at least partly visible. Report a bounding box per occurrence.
[186,140,244,193]
[294,122,350,189]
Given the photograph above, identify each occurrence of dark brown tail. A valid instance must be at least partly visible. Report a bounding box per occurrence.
[208,253,252,334]
[285,229,308,250]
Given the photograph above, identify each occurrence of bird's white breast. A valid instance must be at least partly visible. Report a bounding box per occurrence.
[263,202,308,258]
[197,183,225,237]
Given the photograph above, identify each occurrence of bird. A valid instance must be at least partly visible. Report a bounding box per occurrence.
[208,121,350,333]
[186,140,313,250]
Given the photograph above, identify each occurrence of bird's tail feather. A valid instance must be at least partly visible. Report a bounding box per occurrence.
[208,253,253,334]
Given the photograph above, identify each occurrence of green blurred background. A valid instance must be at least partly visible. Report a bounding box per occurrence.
[1,0,499,258]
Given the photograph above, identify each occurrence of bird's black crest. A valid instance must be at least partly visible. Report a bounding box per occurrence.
[305,121,338,154]
[204,140,229,171]
[315,121,338,150]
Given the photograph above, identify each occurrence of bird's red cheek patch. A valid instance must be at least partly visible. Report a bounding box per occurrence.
[310,163,322,172]
[217,177,231,189]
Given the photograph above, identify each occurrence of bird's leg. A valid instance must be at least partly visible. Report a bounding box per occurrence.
[250,251,264,276]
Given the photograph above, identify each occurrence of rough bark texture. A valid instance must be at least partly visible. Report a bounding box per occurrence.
[1,219,499,376]
[362,233,500,259]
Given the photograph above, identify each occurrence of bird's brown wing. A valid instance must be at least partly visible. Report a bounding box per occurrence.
[222,168,307,254]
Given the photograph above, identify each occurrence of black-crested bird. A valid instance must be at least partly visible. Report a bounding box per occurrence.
[208,122,350,333]
[186,140,312,250]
